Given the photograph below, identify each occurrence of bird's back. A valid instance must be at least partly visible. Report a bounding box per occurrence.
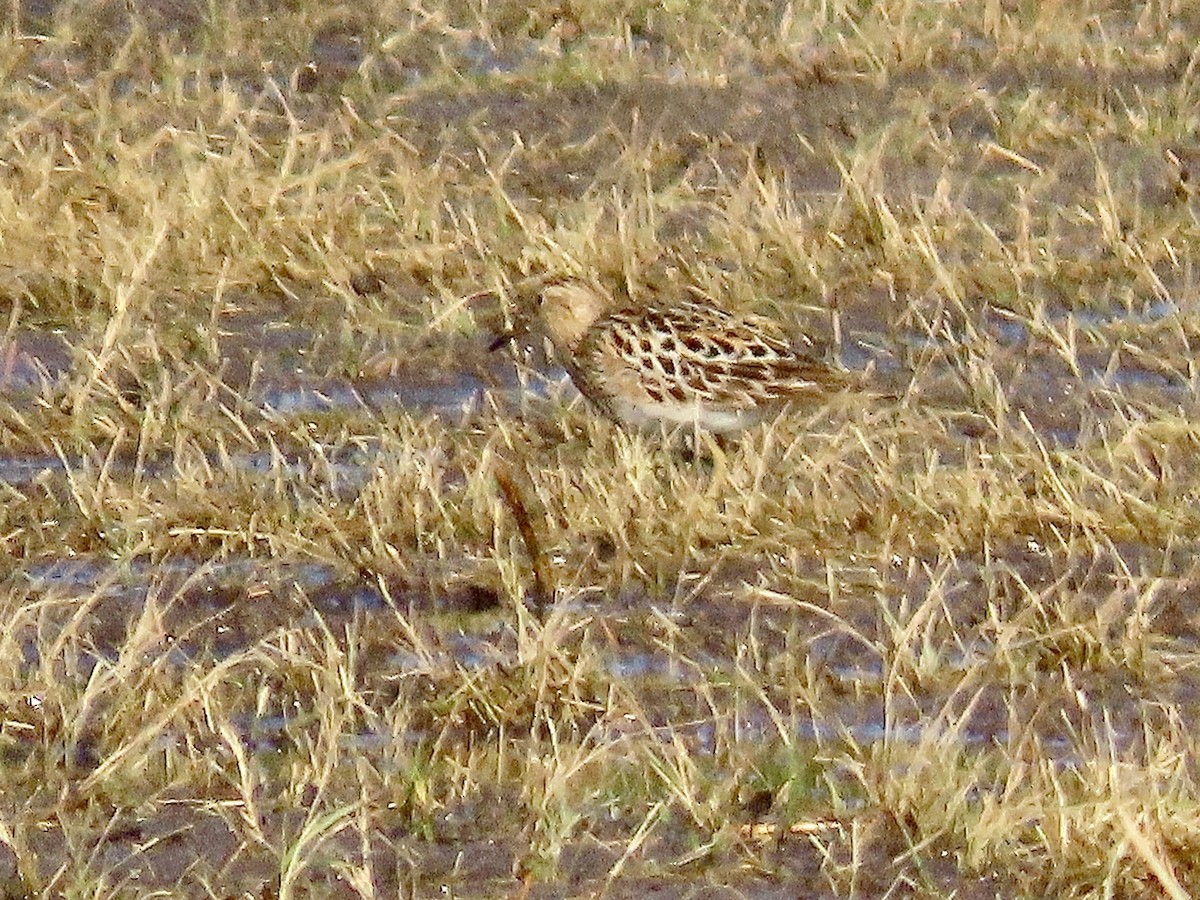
[571,299,848,432]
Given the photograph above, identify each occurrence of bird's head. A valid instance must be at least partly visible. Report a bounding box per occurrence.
[536,277,614,352]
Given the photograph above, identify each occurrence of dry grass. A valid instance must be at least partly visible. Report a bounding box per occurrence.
[2,0,1200,896]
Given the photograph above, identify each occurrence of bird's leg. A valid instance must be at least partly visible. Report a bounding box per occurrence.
[701,429,729,497]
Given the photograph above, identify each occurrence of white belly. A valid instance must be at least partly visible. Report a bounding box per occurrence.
[609,397,762,433]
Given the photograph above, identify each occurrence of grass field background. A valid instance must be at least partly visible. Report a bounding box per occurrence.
[1,1,1199,896]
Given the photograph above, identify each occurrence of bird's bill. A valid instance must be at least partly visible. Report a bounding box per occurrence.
[488,331,518,352]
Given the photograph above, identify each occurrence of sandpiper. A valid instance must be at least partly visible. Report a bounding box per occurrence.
[528,277,854,434]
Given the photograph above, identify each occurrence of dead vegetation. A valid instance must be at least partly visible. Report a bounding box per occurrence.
[1,1,1200,897]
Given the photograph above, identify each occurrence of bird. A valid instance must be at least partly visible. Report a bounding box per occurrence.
[522,276,857,434]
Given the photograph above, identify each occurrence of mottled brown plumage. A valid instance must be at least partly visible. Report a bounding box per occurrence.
[536,278,851,433]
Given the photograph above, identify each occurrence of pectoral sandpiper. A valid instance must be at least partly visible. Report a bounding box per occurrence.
[526,277,854,434]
